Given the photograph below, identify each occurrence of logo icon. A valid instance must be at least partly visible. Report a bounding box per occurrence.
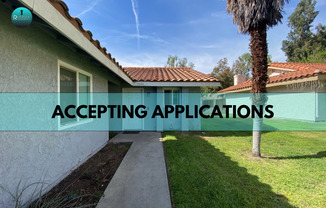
[11,7,32,28]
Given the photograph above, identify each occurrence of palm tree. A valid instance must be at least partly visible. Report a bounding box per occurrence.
[226,0,288,157]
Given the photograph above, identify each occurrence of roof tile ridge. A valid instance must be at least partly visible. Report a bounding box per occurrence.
[145,68,154,81]
[138,68,151,81]
[125,68,143,80]
[133,68,148,81]
[171,68,184,81]
[186,68,208,81]
[157,68,164,81]
[179,68,196,81]
[171,68,188,81]
[164,68,175,81]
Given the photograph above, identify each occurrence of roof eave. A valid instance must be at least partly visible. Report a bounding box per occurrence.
[220,75,323,93]
[268,66,296,72]
[19,0,134,85]
[134,81,221,87]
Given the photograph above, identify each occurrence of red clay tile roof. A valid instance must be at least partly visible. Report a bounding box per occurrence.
[123,67,219,82]
[48,0,123,69]
[219,63,326,93]
[218,78,251,93]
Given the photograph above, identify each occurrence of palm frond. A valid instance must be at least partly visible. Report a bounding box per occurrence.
[226,0,289,33]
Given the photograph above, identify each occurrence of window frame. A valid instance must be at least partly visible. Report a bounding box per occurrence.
[163,88,180,106]
[57,60,93,129]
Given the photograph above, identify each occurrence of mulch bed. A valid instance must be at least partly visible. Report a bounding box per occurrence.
[33,141,131,208]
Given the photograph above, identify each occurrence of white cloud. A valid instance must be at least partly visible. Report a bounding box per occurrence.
[118,53,167,68]
[211,11,228,18]
[97,29,169,46]
[115,36,251,74]
[131,0,140,48]
[76,0,102,17]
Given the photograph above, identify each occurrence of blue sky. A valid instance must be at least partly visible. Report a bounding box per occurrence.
[63,0,326,74]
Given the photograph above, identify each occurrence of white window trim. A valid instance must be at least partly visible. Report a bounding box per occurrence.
[163,87,180,106]
[57,60,93,130]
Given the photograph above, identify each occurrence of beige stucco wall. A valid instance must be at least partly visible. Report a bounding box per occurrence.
[267,81,326,93]
[318,80,326,93]
[228,78,325,93]
[0,5,117,207]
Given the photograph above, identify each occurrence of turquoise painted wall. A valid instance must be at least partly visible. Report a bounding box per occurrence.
[107,87,202,131]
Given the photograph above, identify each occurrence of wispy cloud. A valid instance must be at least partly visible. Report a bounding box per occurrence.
[117,51,176,68]
[76,0,102,17]
[131,0,140,48]
[98,30,169,46]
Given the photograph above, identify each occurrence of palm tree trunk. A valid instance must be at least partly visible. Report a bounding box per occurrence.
[250,24,268,93]
[250,24,269,158]
[252,117,263,157]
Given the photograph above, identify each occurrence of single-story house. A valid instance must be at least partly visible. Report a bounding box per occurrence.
[109,66,219,131]
[0,0,219,206]
[219,63,326,93]
[218,63,326,121]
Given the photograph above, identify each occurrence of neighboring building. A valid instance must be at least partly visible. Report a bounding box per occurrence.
[0,0,219,207]
[218,63,326,121]
[219,63,326,93]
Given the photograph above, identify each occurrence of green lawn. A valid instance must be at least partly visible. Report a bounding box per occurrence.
[201,117,326,131]
[163,131,326,208]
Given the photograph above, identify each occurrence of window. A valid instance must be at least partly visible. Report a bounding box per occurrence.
[59,64,92,126]
[164,89,180,105]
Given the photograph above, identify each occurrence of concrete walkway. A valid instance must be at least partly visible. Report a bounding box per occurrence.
[96,132,172,208]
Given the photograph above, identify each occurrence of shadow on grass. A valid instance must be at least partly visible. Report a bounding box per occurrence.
[198,131,271,137]
[163,133,296,208]
[265,151,326,160]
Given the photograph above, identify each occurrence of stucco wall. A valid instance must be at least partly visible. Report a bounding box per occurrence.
[222,80,326,122]
[317,80,326,121]
[268,84,317,93]
[223,84,323,122]
[318,80,326,93]
[0,5,115,207]
[268,82,326,121]
[188,87,201,130]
